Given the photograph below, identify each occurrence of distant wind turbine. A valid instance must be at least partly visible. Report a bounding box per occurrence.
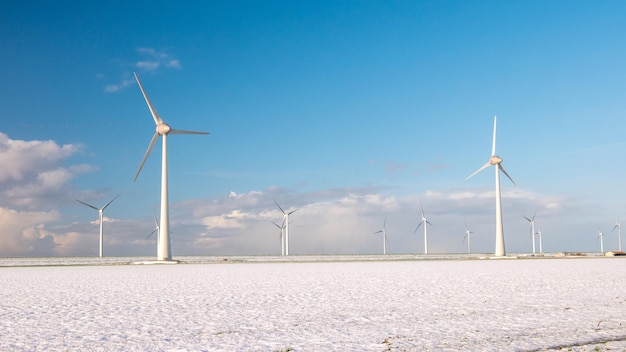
[274,199,297,256]
[76,194,120,257]
[272,219,286,256]
[463,223,474,254]
[535,225,543,254]
[414,201,433,254]
[466,116,516,257]
[613,217,622,252]
[374,217,388,255]
[597,230,605,253]
[146,211,160,241]
[523,212,537,254]
[133,73,209,261]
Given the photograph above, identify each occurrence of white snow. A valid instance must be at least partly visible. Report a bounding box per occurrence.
[0,256,624,351]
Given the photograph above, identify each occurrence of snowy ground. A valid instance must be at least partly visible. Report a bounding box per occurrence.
[0,256,624,351]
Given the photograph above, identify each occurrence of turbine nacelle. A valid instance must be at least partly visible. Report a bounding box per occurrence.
[157,123,172,135]
[489,155,503,165]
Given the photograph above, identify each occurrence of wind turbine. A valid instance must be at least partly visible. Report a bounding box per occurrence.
[414,201,433,254]
[146,211,160,241]
[463,223,474,254]
[523,212,537,254]
[535,225,543,254]
[466,116,516,257]
[374,217,388,255]
[274,199,297,256]
[613,217,622,252]
[133,73,209,261]
[597,229,605,253]
[76,194,120,257]
[272,219,286,256]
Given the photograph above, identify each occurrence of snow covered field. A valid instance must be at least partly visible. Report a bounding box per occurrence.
[0,256,624,351]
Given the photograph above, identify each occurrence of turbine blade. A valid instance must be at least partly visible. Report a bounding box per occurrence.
[492,116,497,156]
[523,215,531,222]
[420,201,425,218]
[101,194,120,211]
[146,228,158,240]
[414,221,424,233]
[169,129,210,135]
[498,164,516,185]
[613,224,619,232]
[374,230,383,234]
[426,220,433,226]
[76,199,98,211]
[273,199,285,214]
[134,133,160,182]
[288,209,298,215]
[272,221,282,229]
[531,211,536,221]
[134,73,163,125]
[466,161,492,180]
[153,210,160,227]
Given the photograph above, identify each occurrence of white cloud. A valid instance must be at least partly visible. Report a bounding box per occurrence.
[0,133,96,256]
[104,47,181,93]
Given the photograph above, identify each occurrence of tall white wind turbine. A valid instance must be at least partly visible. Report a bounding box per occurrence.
[274,199,297,256]
[466,116,516,257]
[612,217,622,252]
[272,220,286,256]
[414,201,433,254]
[523,212,537,254]
[374,217,388,255]
[133,73,209,261]
[76,194,120,257]
[463,223,474,254]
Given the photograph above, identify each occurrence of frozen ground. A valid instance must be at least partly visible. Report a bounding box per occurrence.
[0,256,624,351]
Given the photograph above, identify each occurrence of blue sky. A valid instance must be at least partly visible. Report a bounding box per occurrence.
[2,1,626,257]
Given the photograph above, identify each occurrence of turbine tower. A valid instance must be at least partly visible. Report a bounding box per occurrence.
[597,230,605,253]
[76,194,120,257]
[274,199,297,256]
[613,217,622,252]
[463,223,473,254]
[272,220,286,256]
[535,225,543,254]
[414,201,433,254]
[374,217,388,255]
[133,73,209,261]
[523,212,537,254]
[466,116,516,257]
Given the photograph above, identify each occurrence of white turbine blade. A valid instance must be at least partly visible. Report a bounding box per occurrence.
[414,221,423,234]
[374,230,383,234]
[426,220,433,226]
[492,116,497,156]
[523,215,531,222]
[272,221,282,229]
[613,224,619,232]
[134,132,160,182]
[169,129,210,135]
[76,199,98,211]
[288,208,298,216]
[498,164,516,185]
[273,199,286,215]
[101,194,120,211]
[466,161,491,180]
[134,72,163,125]
[532,212,536,221]
[153,211,160,227]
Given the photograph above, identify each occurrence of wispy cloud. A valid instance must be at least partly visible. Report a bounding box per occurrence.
[104,47,181,93]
